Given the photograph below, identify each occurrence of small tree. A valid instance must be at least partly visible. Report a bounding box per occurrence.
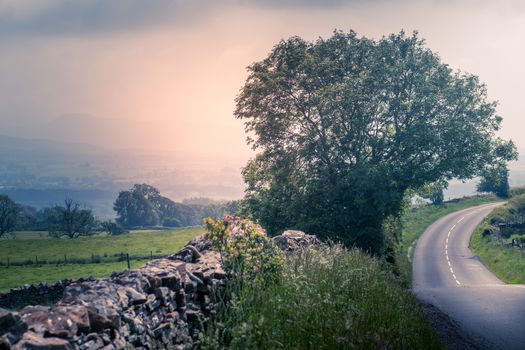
[47,199,96,238]
[477,165,510,198]
[0,195,20,238]
[417,181,447,205]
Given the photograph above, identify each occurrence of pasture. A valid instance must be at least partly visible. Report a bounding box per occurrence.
[0,227,202,291]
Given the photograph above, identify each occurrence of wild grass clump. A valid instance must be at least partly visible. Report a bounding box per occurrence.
[202,245,441,350]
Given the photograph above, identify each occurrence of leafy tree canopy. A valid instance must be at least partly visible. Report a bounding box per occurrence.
[236,30,517,254]
[477,164,510,198]
[114,184,197,228]
[417,180,447,206]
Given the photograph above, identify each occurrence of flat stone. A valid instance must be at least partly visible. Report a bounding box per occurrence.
[0,309,15,336]
[154,287,170,304]
[20,305,89,339]
[12,331,72,350]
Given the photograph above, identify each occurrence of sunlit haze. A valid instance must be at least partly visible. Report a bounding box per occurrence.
[1,0,525,209]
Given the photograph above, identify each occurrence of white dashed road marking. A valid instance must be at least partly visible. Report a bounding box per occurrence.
[445,215,464,286]
[444,204,501,287]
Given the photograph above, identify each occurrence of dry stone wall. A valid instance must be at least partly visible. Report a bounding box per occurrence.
[0,279,81,311]
[0,230,317,349]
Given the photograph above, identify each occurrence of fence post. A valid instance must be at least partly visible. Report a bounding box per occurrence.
[150,251,153,259]
[7,257,9,268]
[35,256,38,265]
[126,253,130,270]
[64,254,67,264]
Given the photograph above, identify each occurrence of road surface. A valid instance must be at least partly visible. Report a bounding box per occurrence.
[413,203,525,350]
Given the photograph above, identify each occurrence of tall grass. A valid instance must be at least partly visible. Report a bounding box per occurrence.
[203,245,441,350]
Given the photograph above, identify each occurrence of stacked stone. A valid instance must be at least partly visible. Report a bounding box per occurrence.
[0,279,76,310]
[0,240,226,350]
[273,230,322,253]
[0,230,319,349]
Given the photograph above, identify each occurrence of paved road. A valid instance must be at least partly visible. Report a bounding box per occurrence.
[413,203,525,350]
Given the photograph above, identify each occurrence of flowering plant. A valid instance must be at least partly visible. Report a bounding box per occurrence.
[204,215,283,281]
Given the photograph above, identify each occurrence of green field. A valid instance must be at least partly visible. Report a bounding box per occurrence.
[0,227,201,291]
[396,195,498,286]
[0,260,149,292]
[0,197,501,292]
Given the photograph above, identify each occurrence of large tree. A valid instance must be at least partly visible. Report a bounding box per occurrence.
[0,195,20,237]
[113,184,198,228]
[236,31,517,254]
[113,186,160,228]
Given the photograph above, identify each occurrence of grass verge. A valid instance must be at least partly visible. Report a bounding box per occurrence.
[470,200,525,284]
[396,195,498,285]
[203,245,442,350]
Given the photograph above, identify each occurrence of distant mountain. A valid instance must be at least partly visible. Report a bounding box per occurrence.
[0,134,110,163]
[29,114,176,152]
[0,114,252,160]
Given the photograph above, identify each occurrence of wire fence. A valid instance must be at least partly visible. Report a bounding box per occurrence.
[0,251,167,268]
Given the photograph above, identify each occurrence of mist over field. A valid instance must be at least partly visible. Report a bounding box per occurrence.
[2,0,525,216]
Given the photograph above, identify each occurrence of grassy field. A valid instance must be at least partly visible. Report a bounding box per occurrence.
[0,227,201,291]
[203,245,442,350]
[1,231,51,240]
[0,260,149,292]
[470,200,525,284]
[0,227,202,265]
[396,195,498,285]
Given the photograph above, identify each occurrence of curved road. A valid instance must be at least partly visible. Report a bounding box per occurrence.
[413,203,525,350]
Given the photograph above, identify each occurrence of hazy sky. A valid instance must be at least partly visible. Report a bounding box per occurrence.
[0,0,524,160]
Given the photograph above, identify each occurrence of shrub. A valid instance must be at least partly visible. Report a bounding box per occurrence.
[482,226,494,237]
[204,216,283,282]
[100,220,128,235]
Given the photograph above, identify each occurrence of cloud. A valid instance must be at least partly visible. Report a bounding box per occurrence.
[0,0,204,37]
[0,0,375,38]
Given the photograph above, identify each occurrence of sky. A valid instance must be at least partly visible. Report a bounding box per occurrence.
[0,0,524,162]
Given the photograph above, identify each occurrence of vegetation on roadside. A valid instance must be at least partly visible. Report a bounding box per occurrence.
[203,241,441,349]
[204,216,283,281]
[471,194,525,284]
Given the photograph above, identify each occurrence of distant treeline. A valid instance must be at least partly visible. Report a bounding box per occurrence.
[113,184,239,229]
[0,184,239,238]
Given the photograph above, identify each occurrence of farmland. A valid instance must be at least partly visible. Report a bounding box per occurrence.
[0,227,201,291]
